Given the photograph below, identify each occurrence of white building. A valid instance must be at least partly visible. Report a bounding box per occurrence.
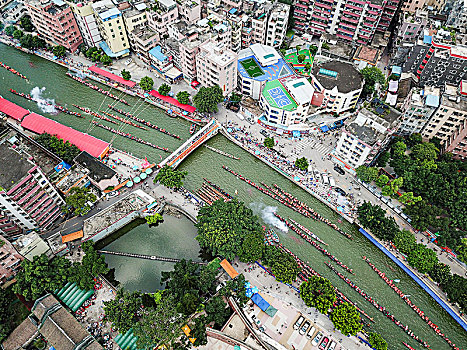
[195,40,237,95]
[397,86,440,136]
[67,1,102,47]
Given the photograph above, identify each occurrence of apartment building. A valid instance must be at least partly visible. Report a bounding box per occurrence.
[0,143,65,239]
[444,82,467,158]
[401,0,426,13]
[446,0,467,33]
[67,1,102,48]
[26,0,83,52]
[259,75,315,127]
[397,85,440,135]
[332,108,400,171]
[0,236,23,286]
[122,4,147,33]
[396,9,428,43]
[309,61,364,115]
[422,83,467,142]
[1,0,28,26]
[293,0,399,45]
[147,0,179,37]
[177,0,201,23]
[179,33,208,82]
[264,2,289,47]
[128,28,159,65]
[195,40,237,95]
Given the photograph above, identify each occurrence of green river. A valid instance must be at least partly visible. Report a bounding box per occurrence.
[0,43,465,349]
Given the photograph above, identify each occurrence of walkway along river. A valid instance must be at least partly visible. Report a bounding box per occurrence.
[0,43,466,349]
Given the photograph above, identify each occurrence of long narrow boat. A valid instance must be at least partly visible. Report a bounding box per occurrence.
[205,145,240,160]
[107,104,180,139]
[0,61,28,80]
[203,178,233,200]
[325,261,431,349]
[363,257,459,349]
[90,121,170,152]
[100,111,147,130]
[10,89,83,118]
[66,72,129,105]
[288,218,327,245]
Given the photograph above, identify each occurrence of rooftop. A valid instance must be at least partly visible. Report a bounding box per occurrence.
[74,151,116,183]
[0,143,33,191]
[262,79,298,112]
[353,46,381,65]
[284,76,314,105]
[312,61,363,93]
[199,40,237,67]
[250,43,281,66]
[238,47,293,82]
[149,45,168,62]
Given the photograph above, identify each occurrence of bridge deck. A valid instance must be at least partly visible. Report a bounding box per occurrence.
[98,250,206,264]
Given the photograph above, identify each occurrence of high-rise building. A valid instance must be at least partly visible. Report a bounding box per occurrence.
[26,0,83,52]
[67,1,102,48]
[195,40,237,95]
[401,0,426,13]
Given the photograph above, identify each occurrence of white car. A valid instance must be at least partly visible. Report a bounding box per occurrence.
[328,341,337,350]
[299,321,310,335]
[312,331,323,347]
[306,326,316,339]
[293,316,304,330]
[124,58,133,65]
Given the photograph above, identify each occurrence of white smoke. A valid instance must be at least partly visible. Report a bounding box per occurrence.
[249,202,288,232]
[74,71,86,79]
[30,87,57,114]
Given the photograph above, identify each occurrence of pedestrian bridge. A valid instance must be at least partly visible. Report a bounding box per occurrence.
[98,250,206,264]
[159,119,221,169]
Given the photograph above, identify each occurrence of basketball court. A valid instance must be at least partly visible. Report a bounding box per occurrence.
[262,80,297,111]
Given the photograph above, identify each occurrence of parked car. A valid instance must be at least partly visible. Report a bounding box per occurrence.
[306,326,316,339]
[124,58,132,65]
[334,165,345,175]
[312,332,323,346]
[294,316,304,330]
[334,187,347,196]
[299,321,310,335]
[328,340,337,350]
[319,337,329,350]
[260,129,269,137]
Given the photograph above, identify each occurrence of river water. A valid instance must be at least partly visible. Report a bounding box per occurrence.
[0,43,465,350]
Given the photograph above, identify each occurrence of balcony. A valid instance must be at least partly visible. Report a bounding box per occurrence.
[311,20,327,27]
[315,2,332,10]
[342,10,360,17]
[295,9,307,15]
[338,27,355,35]
[309,25,326,32]
[367,9,380,15]
[336,33,353,40]
[341,15,359,23]
[315,14,330,21]
[358,33,371,39]
[345,4,363,11]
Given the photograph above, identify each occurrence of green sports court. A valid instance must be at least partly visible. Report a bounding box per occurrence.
[240,58,265,78]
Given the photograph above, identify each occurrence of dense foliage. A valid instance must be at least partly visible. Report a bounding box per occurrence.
[264,137,275,149]
[158,83,171,96]
[357,202,398,241]
[330,302,362,336]
[193,85,224,114]
[196,199,264,260]
[457,238,467,264]
[5,25,16,36]
[52,45,66,58]
[190,316,208,347]
[35,133,81,163]
[139,76,154,91]
[63,187,97,217]
[13,254,71,300]
[205,296,231,328]
[262,246,300,284]
[407,244,438,274]
[360,66,385,98]
[20,15,34,31]
[69,242,109,290]
[19,34,46,50]
[368,332,388,350]
[146,213,163,225]
[295,157,309,171]
[300,276,336,314]
[355,166,378,183]
[393,230,416,255]
[84,47,110,64]
[121,69,131,81]
[154,165,187,189]
[176,91,190,105]
[104,289,142,333]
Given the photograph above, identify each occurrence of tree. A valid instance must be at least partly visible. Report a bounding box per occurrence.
[139,76,154,91]
[264,137,275,149]
[304,62,311,72]
[52,45,66,58]
[399,192,422,206]
[443,274,467,311]
[229,92,241,103]
[381,177,403,197]
[376,174,389,188]
[407,244,438,274]
[298,54,306,63]
[412,142,438,165]
[368,332,388,350]
[429,263,451,287]
[5,25,16,37]
[330,302,362,336]
[190,316,208,347]
[392,141,407,157]
[158,83,171,96]
[146,213,163,225]
[376,151,390,167]
[239,233,264,263]
[309,45,318,55]
[300,276,336,314]
[360,66,385,98]
[31,35,46,49]
[355,166,378,183]
[104,289,142,333]
[193,86,224,114]
[393,229,416,255]
[322,42,330,50]
[121,69,131,81]
[63,187,97,217]
[13,254,71,300]
[20,15,34,32]
[69,242,109,291]
[34,133,81,163]
[0,23,4,32]
[407,133,423,147]
[268,252,300,284]
[176,91,190,105]
[154,165,187,189]
[13,29,23,40]
[456,238,467,264]
[220,274,249,307]
[357,202,398,241]
[196,199,264,260]
[295,45,301,54]
[206,296,230,328]
[295,157,309,171]
[100,54,112,66]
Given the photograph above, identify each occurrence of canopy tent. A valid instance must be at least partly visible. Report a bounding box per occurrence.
[126,181,134,187]
[88,65,136,88]
[140,172,147,179]
[145,168,153,174]
[134,176,141,183]
[0,97,29,121]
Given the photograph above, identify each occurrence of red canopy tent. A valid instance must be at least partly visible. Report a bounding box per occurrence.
[88,65,137,88]
[148,90,196,113]
[0,97,29,121]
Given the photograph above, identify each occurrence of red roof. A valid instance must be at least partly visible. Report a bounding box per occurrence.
[21,113,110,158]
[0,97,29,121]
[88,65,137,88]
[149,90,196,113]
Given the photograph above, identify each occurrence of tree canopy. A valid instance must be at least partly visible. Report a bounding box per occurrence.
[103,289,142,333]
[456,238,467,264]
[263,247,300,284]
[35,133,81,163]
[20,15,34,31]
[146,213,163,225]
[393,229,416,255]
[195,199,264,260]
[158,83,171,96]
[205,296,231,328]
[368,332,388,350]
[52,45,66,58]
[63,187,97,217]
[13,30,23,40]
[176,91,190,105]
[13,254,71,300]
[193,86,224,114]
[360,66,385,98]
[407,244,438,274]
[357,202,398,241]
[154,165,187,189]
[139,76,154,91]
[355,166,378,183]
[121,69,131,81]
[264,137,275,149]
[300,276,336,314]
[295,157,309,171]
[5,25,16,37]
[330,302,362,336]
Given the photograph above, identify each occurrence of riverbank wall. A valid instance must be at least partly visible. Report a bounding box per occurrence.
[359,227,467,332]
[220,127,354,224]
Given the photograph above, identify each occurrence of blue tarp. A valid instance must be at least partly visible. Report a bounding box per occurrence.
[252,293,270,312]
[320,125,329,132]
[149,46,168,62]
[292,130,301,138]
[423,35,433,45]
[229,7,237,14]
[99,42,130,58]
